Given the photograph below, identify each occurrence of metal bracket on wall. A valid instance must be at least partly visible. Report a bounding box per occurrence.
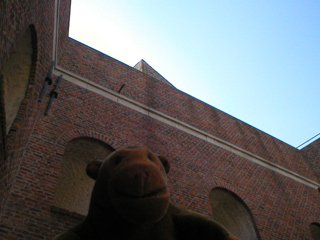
[45,74,63,116]
[38,61,55,102]
[118,84,125,93]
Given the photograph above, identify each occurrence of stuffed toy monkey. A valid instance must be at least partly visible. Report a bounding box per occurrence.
[55,146,238,240]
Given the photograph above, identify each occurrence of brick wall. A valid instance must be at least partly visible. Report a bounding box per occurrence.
[0,0,319,239]
[58,38,318,182]
[0,0,57,217]
[301,138,320,181]
[2,80,319,239]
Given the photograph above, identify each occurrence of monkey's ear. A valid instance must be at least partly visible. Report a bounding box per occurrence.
[86,161,102,180]
[158,156,170,174]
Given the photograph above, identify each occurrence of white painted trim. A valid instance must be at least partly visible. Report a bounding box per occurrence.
[52,0,60,62]
[53,66,320,189]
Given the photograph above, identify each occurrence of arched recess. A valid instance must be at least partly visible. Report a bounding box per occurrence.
[311,223,320,240]
[210,187,260,240]
[53,137,115,216]
[0,25,37,134]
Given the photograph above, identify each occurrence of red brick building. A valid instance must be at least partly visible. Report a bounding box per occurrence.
[0,0,319,239]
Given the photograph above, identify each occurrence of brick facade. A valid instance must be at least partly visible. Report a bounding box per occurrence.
[302,138,320,182]
[0,0,319,239]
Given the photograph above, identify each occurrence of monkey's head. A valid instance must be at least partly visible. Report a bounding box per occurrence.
[86,146,170,225]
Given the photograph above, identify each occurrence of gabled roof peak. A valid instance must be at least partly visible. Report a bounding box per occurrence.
[134,59,174,87]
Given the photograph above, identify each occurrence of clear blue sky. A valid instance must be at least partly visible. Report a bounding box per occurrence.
[69,0,320,148]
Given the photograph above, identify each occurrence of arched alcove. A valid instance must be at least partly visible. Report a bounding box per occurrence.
[53,137,115,215]
[210,187,260,240]
[311,223,320,240]
[1,26,35,133]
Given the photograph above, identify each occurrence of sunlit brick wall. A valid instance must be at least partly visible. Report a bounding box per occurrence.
[0,1,319,239]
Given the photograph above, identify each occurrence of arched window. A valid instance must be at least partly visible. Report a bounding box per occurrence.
[53,138,114,216]
[210,187,260,240]
[1,26,34,133]
[311,223,320,240]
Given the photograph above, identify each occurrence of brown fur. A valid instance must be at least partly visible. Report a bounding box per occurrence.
[55,147,238,240]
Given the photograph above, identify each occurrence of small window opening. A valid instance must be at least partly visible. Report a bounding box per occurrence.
[1,28,33,133]
[53,138,114,215]
[210,187,260,240]
[311,223,320,240]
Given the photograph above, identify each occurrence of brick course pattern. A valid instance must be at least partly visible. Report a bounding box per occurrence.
[301,138,320,182]
[59,38,317,182]
[0,0,56,218]
[0,0,319,239]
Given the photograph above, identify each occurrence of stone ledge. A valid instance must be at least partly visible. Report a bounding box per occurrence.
[51,206,86,220]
